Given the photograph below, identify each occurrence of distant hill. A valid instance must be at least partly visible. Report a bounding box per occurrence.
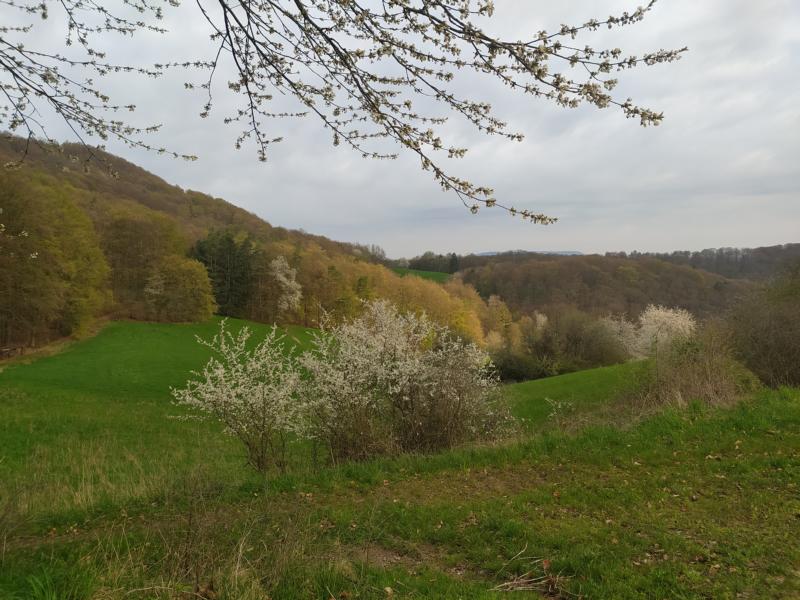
[0,136,384,261]
[475,250,583,257]
[610,245,800,280]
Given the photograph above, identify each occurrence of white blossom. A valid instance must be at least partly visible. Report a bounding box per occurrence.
[269,255,302,316]
[173,300,506,469]
[171,320,302,472]
[603,305,696,360]
[299,300,504,460]
[636,305,696,358]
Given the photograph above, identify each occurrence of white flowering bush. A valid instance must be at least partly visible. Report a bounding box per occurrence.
[174,301,506,470]
[410,335,507,451]
[602,306,757,408]
[603,305,696,360]
[600,315,640,359]
[269,255,302,317]
[171,321,302,472]
[299,300,505,462]
[628,322,759,409]
[636,305,696,358]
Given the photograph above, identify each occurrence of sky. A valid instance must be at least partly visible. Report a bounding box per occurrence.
[6,0,800,258]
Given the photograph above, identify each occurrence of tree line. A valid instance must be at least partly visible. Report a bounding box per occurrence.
[399,244,799,287]
[607,245,800,280]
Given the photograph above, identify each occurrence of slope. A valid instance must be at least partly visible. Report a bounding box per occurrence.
[1,321,799,598]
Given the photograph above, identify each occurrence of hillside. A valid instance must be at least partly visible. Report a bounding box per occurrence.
[0,137,489,348]
[0,136,380,258]
[398,249,756,318]
[458,253,752,318]
[2,135,767,388]
[393,267,451,283]
[1,320,799,598]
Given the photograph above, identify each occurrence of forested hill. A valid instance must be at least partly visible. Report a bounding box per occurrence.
[608,245,800,280]
[0,137,384,261]
[0,137,489,348]
[458,253,753,318]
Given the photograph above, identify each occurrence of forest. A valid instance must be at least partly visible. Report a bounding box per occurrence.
[0,138,483,349]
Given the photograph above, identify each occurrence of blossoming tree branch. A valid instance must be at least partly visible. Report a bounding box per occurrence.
[0,0,686,220]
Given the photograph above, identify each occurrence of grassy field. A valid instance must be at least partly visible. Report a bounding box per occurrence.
[392,268,451,283]
[1,320,799,598]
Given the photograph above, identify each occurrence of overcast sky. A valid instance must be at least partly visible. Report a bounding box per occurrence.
[10,0,800,258]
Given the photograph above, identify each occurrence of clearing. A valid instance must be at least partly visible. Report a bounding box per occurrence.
[392,268,451,283]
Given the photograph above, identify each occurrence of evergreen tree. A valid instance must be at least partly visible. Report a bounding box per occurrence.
[193,230,257,316]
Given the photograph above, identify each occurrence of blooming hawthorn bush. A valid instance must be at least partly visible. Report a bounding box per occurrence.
[299,300,505,462]
[629,321,759,409]
[171,321,302,473]
[269,255,302,318]
[603,306,753,408]
[404,333,506,452]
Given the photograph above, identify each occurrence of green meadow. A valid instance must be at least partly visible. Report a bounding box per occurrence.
[1,321,799,598]
[392,268,451,283]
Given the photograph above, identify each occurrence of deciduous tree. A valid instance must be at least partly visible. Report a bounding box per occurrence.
[144,255,216,322]
[0,171,108,346]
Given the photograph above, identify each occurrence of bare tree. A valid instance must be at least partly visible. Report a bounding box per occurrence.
[0,0,686,220]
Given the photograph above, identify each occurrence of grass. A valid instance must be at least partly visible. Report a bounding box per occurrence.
[505,363,637,430]
[1,319,799,598]
[0,319,314,525]
[392,267,450,283]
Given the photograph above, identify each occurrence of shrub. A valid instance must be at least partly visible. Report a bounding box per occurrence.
[604,305,696,360]
[600,315,639,358]
[635,305,696,358]
[728,266,800,386]
[175,301,507,469]
[629,322,759,409]
[531,308,628,374]
[490,348,552,382]
[299,300,506,462]
[171,321,302,472]
[398,333,506,452]
[579,319,631,367]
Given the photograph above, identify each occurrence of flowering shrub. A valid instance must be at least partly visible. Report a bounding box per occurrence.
[604,305,758,408]
[636,305,696,358]
[171,321,302,472]
[604,305,696,360]
[174,301,506,470]
[599,315,639,359]
[299,300,505,462]
[269,255,302,317]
